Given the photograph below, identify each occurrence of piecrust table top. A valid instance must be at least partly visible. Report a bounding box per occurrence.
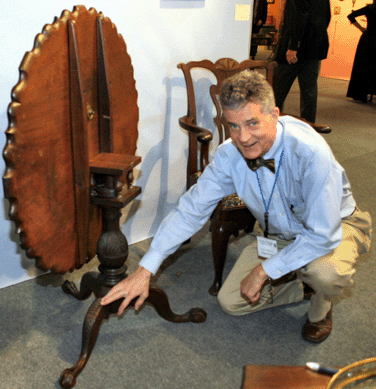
[3,6,139,273]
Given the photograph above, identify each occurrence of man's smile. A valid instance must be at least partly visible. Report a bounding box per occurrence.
[243,142,256,147]
[241,142,257,149]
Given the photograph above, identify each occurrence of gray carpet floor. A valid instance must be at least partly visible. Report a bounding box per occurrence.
[1,69,375,389]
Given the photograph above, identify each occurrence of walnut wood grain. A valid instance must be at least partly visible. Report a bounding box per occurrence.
[3,6,139,273]
[68,19,91,269]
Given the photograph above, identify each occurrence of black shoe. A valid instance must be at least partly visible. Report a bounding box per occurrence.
[314,124,331,134]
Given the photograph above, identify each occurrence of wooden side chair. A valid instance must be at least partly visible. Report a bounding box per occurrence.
[177,58,331,296]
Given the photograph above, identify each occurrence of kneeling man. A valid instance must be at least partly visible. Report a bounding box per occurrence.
[101,70,372,343]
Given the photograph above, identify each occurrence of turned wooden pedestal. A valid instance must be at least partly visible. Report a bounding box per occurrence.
[59,153,206,388]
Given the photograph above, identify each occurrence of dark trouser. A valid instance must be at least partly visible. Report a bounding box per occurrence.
[250,44,258,59]
[273,60,320,123]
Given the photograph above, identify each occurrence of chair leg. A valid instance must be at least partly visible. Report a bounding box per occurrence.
[210,218,239,296]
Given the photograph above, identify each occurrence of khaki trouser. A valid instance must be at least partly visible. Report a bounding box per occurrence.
[217,207,372,323]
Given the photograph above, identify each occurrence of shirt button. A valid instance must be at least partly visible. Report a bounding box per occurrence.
[279,213,284,217]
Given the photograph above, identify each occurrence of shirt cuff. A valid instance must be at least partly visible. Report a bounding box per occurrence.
[261,256,291,280]
[138,250,166,276]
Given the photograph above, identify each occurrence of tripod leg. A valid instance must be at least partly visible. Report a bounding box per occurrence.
[62,272,100,300]
[59,298,110,389]
[147,285,207,323]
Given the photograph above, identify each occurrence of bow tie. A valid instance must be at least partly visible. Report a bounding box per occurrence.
[246,158,275,173]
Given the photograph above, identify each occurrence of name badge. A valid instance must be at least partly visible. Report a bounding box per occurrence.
[257,236,278,258]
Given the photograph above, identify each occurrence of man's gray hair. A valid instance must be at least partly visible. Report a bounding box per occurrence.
[220,70,275,114]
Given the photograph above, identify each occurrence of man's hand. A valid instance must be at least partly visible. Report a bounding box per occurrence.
[101,265,152,315]
[240,264,269,304]
[286,50,298,65]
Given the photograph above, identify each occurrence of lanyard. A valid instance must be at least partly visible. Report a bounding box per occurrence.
[256,149,284,238]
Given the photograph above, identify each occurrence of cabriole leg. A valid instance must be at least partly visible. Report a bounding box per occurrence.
[59,299,110,389]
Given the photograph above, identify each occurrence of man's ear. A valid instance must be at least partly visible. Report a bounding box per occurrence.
[272,106,280,119]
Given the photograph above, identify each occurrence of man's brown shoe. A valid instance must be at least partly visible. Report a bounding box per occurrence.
[302,309,332,343]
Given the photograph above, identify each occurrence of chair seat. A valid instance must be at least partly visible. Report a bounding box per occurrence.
[220,193,245,209]
[194,172,245,209]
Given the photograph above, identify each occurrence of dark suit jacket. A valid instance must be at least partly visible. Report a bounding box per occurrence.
[274,0,331,64]
[253,0,268,30]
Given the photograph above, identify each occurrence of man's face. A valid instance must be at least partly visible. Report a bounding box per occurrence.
[224,102,279,160]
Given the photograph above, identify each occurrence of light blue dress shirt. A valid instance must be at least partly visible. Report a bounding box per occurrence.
[139,116,356,279]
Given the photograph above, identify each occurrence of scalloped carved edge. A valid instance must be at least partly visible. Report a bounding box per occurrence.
[2,7,89,269]
[2,5,134,272]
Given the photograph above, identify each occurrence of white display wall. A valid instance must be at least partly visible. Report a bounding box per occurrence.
[0,0,253,288]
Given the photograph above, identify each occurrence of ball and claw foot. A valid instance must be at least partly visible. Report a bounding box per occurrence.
[59,368,77,389]
[187,308,207,323]
[62,281,79,296]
